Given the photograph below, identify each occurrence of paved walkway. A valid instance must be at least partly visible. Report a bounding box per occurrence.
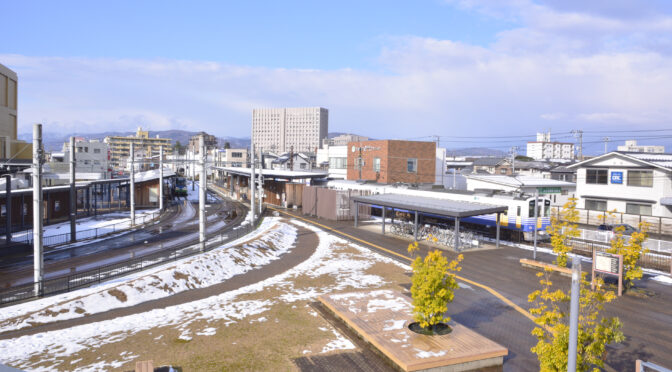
[0,220,318,340]
[273,207,672,372]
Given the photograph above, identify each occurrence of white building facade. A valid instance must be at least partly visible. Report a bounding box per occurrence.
[465,175,576,206]
[317,144,347,179]
[568,152,672,218]
[252,107,328,153]
[617,140,665,153]
[526,132,575,161]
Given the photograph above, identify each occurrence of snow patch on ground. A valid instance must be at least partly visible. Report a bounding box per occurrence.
[382,319,406,331]
[0,217,296,334]
[321,329,356,353]
[651,275,672,285]
[0,218,405,371]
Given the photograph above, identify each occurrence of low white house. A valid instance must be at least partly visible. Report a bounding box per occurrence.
[316,144,347,179]
[466,174,576,206]
[568,152,672,218]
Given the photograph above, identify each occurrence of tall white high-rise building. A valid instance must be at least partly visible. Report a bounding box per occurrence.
[252,107,328,153]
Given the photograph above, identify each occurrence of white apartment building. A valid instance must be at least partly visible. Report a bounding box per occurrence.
[47,139,110,182]
[526,132,575,161]
[317,144,347,179]
[326,134,369,146]
[568,152,672,218]
[617,140,664,154]
[252,107,328,153]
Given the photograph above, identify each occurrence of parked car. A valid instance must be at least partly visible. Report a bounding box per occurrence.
[597,223,638,235]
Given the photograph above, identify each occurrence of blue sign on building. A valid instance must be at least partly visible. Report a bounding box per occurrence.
[611,171,623,184]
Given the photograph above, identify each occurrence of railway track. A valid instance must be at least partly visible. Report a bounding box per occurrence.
[0,190,246,290]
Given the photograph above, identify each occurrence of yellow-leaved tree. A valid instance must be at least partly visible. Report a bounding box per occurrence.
[607,222,649,288]
[529,270,624,371]
[546,197,580,267]
[410,250,463,330]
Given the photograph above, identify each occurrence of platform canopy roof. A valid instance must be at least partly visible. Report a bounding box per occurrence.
[216,167,328,180]
[352,193,507,218]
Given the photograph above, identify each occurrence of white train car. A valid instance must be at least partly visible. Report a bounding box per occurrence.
[327,180,551,240]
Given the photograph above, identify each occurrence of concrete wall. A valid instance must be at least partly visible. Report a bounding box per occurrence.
[302,186,371,221]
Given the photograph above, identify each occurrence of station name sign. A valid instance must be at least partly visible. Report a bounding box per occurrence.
[537,187,561,194]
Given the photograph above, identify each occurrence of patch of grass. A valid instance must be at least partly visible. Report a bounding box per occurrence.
[107,288,128,302]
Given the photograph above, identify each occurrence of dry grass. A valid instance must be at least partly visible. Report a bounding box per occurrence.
[107,289,128,302]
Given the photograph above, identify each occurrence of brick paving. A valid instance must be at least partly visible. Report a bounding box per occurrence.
[279,209,672,372]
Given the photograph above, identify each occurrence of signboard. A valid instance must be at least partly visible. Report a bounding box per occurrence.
[537,187,561,194]
[610,171,623,184]
[595,252,619,274]
[592,250,624,296]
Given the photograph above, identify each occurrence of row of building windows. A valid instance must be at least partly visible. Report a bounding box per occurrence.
[586,169,653,187]
[585,199,653,216]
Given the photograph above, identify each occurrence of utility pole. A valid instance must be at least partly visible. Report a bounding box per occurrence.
[358,146,363,180]
[602,137,611,154]
[258,146,263,215]
[130,143,135,226]
[191,147,195,191]
[159,146,164,211]
[32,123,43,296]
[572,130,583,161]
[250,143,256,225]
[510,146,519,175]
[199,135,206,252]
[69,137,76,242]
[567,255,581,372]
[533,189,538,260]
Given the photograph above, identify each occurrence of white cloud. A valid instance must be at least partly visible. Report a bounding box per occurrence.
[3,1,672,146]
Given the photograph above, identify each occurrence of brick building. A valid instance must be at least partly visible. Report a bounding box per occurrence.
[346,140,435,184]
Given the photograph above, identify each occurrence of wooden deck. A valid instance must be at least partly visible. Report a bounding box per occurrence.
[319,290,508,372]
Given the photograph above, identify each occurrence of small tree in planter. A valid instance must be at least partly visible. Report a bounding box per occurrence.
[546,197,580,267]
[410,250,463,334]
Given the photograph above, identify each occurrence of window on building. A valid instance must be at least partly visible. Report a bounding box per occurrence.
[85,147,89,153]
[626,203,652,216]
[329,157,347,169]
[627,170,653,187]
[300,163,306,169]
[373,157,381,172]
[585,199,607,211]
[586,169,608,184]
[94,148,101,154]
[407,158,417,173]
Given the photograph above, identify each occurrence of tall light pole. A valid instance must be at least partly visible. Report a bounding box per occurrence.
[32,123,44,296]
[567,256,582,371]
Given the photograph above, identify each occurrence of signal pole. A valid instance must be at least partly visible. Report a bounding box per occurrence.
[199,135,206,252]
[32,123,43,296]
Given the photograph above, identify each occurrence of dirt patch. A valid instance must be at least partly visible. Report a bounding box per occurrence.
[41,308,70,317]
[74,307,87,314]
[173,272,190,281]
[107,288,128,302]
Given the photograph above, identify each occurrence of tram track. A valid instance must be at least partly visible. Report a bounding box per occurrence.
[0,190,247,289]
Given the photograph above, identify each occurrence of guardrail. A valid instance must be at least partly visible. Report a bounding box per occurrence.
[8,210,163,248]
[0,206,263,307]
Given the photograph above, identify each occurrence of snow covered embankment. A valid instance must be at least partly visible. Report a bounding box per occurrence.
[0,217,297,334]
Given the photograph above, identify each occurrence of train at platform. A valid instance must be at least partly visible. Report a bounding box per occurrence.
[174,176,188,197]
[328,180,552,241]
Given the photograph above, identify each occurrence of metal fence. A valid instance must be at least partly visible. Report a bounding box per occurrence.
[0,210,263,307]
[563,239,672,274]
[566,227,672,254]
[8,210,163,248]
[551,206,672,236]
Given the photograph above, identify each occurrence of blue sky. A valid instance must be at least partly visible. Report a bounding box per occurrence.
[2,0,672,153]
